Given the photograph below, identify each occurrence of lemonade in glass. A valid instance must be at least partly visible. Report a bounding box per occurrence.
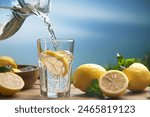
[37,39,74,98]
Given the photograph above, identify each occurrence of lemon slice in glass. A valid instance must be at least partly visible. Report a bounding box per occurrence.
[41,50,69,77]
[99,70,129,98]
[0,72,24,96]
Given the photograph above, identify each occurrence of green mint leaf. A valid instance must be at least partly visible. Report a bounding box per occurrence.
[94,88,104,98]
[105,64,120,70]
[0,66,12,73]
[86,79,104,98]
[124,58,136,68]
[117,53,125,66]
[117,53,136,70]
[91,79,99,88]
[86,87,95,96]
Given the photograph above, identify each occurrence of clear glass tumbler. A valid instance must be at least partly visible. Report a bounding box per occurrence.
[37,38,74,98]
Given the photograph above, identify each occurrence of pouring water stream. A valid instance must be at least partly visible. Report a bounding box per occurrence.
[0,0,58,50]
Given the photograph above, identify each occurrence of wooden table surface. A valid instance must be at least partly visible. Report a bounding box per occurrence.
[0,80,150,100]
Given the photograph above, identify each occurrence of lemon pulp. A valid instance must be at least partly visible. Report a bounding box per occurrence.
[99,70,129,98]
[0,72,24,96]
[40,50,72,77]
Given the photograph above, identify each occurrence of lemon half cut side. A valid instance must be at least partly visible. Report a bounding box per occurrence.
[99,70,129,98]
[0,72,24,96]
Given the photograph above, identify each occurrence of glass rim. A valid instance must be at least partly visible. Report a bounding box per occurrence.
[37,38,74,43]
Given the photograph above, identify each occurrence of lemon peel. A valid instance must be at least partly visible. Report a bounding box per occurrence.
[123,63,150,92]
[0,56,17,68]
[73,64,106,92]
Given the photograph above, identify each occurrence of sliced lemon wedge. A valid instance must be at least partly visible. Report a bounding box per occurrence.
[41,50,69,77]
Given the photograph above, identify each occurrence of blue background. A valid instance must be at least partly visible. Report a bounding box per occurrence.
[0,0,150,71]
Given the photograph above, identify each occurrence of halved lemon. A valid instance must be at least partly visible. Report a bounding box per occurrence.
[99,70,129,98]
[41,50,69,77]
[0,72,24,96]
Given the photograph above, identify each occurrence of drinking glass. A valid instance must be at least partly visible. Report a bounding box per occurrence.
[37,38,74,98]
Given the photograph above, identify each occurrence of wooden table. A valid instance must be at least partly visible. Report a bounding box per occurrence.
[0,80,150,100]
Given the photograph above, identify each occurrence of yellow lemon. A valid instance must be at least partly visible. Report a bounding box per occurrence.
[0,72,24,96]
[12,68,22,73]
[41,50,69,77]
[123,63,150,92]
[99,70,129,98]
[0,56,17,68]
[73,64,106,92]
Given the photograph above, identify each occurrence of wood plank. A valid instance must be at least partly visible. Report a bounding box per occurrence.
[0,80,150,100]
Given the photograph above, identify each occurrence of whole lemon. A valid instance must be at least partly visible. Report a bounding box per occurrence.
[73,64,106,92]
[0,56,17,68]
[123,63,150,92]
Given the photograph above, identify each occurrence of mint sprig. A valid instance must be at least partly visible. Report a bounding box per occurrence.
[105,53,136,71]
[0,66,12,73]
[86,79,104,98]
[117,53,136,70]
